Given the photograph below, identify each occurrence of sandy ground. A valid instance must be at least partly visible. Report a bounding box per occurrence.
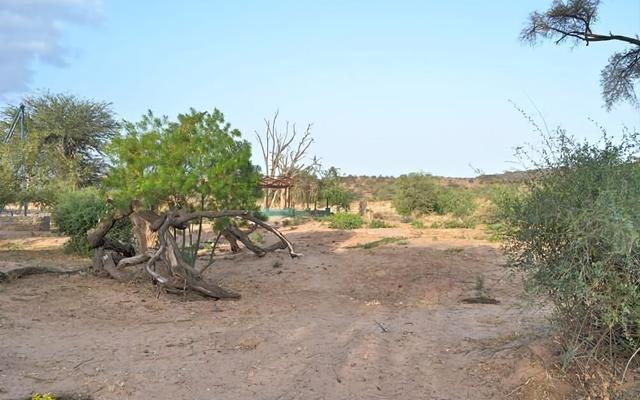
[0,222,563,399]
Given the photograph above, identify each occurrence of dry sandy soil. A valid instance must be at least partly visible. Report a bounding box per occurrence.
[0,222,566,399]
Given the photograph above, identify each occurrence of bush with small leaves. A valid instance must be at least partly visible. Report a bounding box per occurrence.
[430,217,477,229]
[52,188,131,255]
[393,173,476,217]
[502,128,640,364]
[368,219,392,229]
[328,212,363,230]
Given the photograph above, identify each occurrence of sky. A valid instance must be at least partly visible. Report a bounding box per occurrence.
[1,0,639,177]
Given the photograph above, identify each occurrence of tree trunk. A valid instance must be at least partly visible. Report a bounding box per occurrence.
[131,210,160,253]
[222,230,241,253]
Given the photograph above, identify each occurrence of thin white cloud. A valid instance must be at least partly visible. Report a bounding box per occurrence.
[0,0,102,94]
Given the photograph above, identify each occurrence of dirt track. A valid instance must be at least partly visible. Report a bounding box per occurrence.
[0,223,556,399]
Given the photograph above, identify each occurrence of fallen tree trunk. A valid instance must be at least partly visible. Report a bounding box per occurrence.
[87,208,300,299]
[0,265,91,283]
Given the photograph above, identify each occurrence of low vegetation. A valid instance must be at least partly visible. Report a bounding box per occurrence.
[500,129,640,378]
[52,188,130,255]
[282,216,313,227]
[392,172,476,217]
[367,219,393,229]
[327,212,363,230]
[410,220,425,229]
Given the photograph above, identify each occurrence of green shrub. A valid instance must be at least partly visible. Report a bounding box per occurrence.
[483,186,524,240]
[392,173,476,217]
[322,186,355,211]
[328,212,363,230]
[282,216,312,227]
[392,173,441,215]
[484,222,507,242]
[368,219,392,229]
[410,220,425,229]
[475,183,523,224]
[371,181,396,201]
[501,129,640,362]
[249,231,265,243]
[252,210,269,221]
[438,186,477,217]
[430,217,477,229]
[52,188,131,255]
[0,164,17,211]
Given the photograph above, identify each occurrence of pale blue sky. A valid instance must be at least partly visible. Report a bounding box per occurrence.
[3,0,640,177]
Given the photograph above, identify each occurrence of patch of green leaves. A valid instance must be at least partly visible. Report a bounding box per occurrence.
[368,219,393,229]
[410,220,425,229]
[327,212,363,230]
[105,109,260,212]
[501,128,640,361]
[392,173,476,217]
[52,188,131,255]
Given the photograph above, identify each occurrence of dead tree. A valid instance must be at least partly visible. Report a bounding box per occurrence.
[87,208,301,299]
[255,111,315,208]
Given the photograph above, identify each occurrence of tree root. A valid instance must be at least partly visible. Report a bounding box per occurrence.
[87,208,300,299]
[0,265,91,283]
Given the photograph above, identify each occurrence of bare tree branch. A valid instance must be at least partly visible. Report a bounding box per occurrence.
[255,112,315,208]
[521,0,639,109]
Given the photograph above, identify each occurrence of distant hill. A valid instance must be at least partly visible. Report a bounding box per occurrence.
[473,170,535,184]
[341,175,397,201]
[342,170,531,200]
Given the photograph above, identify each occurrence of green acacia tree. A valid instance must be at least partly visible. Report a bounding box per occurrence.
[319,167,355,211]
[106,108,260,211]
[392,172,441,216]
[0,93,118,213]
[105,108,262,264]
[0,162,17,212]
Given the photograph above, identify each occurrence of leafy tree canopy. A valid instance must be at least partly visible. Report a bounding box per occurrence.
[319,167,355,211]
[105,108,261,212]
[0,92,118,207]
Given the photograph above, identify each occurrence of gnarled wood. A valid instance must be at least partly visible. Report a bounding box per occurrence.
[222,229,241,253]
[116,253,151,269]
[0,265,90,283]
[101,251,134,282]
[87,208,300,300]
[228,226,266,256]
[103,238,135,257]
[170,210,302,258]
[87,206,133,248]
[131,210,160,253]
